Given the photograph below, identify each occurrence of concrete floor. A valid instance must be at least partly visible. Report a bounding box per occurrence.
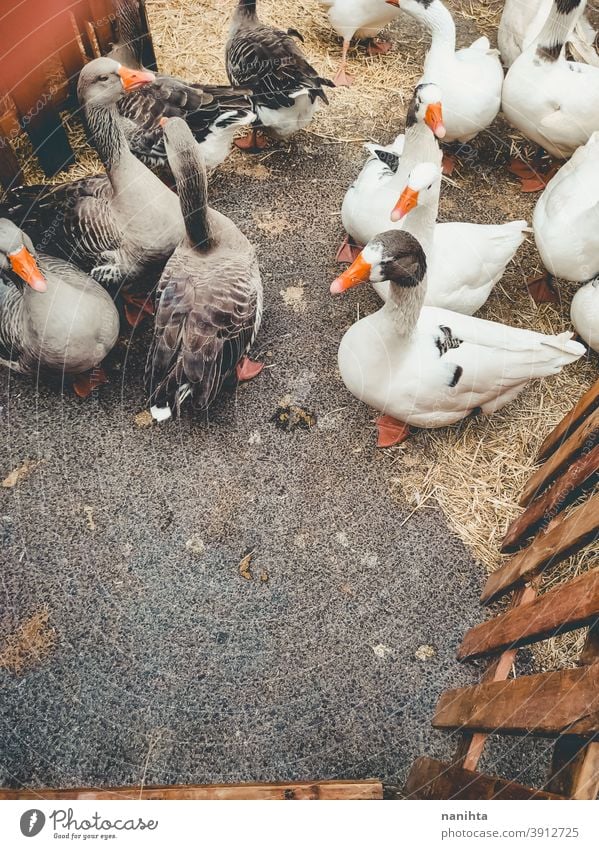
[0,136,488,792]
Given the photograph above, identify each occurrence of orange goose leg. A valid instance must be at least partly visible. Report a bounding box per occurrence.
[234,128,269,153]
[376,415,411,448]
[236,357,264,382]
[333,40,353,87]
[122,292,154,327]
[72,366,109,398]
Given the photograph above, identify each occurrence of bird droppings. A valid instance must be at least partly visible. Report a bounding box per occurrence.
[293,533,307,550]
[239,552,254,581]
[271,404,317,432]
[230,160,270,180]
[259,570,269,583]
[83,506,96,531]
[248,430,262,445]
[2,459,44,488]
[280,284,306,313]
[0,609,56,675]
[335,531,350,548]
[134,409,154,428]
[415,644,437,661]
[252,210,290,236]
[372,644,393,659]
[185,535,205,556]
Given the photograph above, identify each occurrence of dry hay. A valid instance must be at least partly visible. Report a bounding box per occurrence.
[7,1,599,671]
[0,608,56,675]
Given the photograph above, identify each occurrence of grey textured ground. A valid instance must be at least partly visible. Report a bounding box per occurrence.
[0,136,488,793]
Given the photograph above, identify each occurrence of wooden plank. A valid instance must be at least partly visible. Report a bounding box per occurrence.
[460,569,599,660]
[0,780,382,801]
[502,444,599,552]
[406,757,563,800]
[453,585,537,771]
[433,665,599,736]
[547,623,599,799]
[521,407,599,507]
[548,737,599,800]
[0,136,23,190]
[538,379,599,462]
[482,492,599,603]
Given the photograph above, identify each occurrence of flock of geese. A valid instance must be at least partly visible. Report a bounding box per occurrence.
[0,0,598,446]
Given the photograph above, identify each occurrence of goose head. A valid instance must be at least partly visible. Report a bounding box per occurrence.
[390,161,441,222]
[330,230,427,294]
[408,83,446,139]
[0,220,47,292]
[77,57,156,107]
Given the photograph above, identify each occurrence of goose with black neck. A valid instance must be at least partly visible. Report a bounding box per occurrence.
[330,228,585,447]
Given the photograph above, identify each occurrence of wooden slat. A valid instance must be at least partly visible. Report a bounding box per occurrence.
[460,569,599,660]
[548,737,599,800]
[547,623,599,799]
[482,492,599,603]
[0,136,23,190]
[538,379,599,462]
[434,665,599,736]
[406,757,563,800]
[502,444,599,552]
[0,780,383,801]
[521,407,599,507]
[453,585,537,771]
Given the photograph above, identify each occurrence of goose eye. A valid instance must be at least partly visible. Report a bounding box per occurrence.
[98,74,110,82]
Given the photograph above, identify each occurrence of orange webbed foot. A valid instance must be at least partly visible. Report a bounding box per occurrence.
[236,357,264,382]
[234,129,269,153]
[376,415,411,448]
[527,273,560,305]
[336,235,363,264]
[367,38,393,56]
[441,153,457,177]
[123,292,154,327]
[72,366,109,398]
[333,66,353,87]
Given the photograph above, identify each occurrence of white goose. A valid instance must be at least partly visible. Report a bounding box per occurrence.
[319,0,401,86]
[502,0,599,165]
[340,85,527,315]
[386,0,503,169]
[571,279,599,353]
[532,131,599,300]
[380,162,528,315]
[330,229,585,447]
[498,0,598,68]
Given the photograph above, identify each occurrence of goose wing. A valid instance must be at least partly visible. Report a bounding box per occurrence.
[0,177,121,269]
[226,23,333,109]
[146,251,261,412]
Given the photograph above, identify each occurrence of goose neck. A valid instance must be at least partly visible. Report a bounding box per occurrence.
[381,278,426,336]
[84,102,130,174]
[172,149,213,250]
[535,0,586,60]
[417,0,456,55]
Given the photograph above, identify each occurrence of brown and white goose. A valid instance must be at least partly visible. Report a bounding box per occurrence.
[226,0,334,151]
[0,220,119,396]
[1,58,185,324]
[145,117,263,421]
[109,0,255,172]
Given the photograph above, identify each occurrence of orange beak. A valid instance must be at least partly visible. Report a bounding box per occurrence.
[117,65,156,92]
[391,186,419,222]
[385,0,400,6]
[425,102,446,139]
[330,252,372,294]
[159,116,169,129]
[8,245,47,292]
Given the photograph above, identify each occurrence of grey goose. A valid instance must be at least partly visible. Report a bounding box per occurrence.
[0,220,119,396]
[145,117,263,420]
